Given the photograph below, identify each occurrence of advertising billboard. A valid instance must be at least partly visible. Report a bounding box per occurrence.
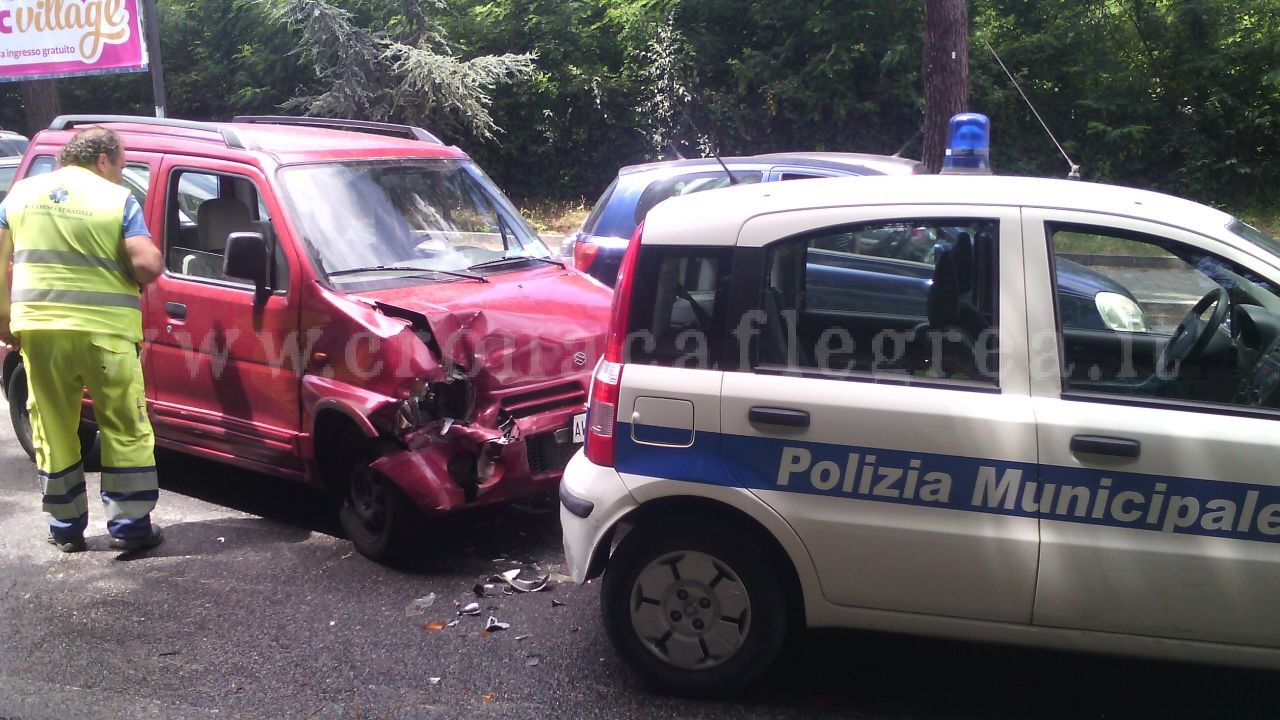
[0,0,150,82]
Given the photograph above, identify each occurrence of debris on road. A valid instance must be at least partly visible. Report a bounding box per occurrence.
[492,568,549,593]
[483,616,510,633]
[526,654,541,667]
[427,677,441,685]
[405,593,437,617]
[424,621,447,632]
[515,635,531,642]
[551,599,567,608]
[458,602,481,616]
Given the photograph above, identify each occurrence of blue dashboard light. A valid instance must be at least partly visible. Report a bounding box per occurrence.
[942,113,991,174]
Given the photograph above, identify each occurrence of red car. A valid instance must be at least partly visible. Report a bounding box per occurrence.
[2,115,611,562]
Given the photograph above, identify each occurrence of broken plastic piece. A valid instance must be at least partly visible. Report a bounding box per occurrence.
[482,693,496,702]
[484,616,510,632]
[551,599,567,608]
[515,635,531,642]
[406,593,437,617]
[492,568,549,593]
[424,621,447,631]
[526,655,541,667]
[427,678,441,685]
[446,619,459,628]
[458,602,481,616]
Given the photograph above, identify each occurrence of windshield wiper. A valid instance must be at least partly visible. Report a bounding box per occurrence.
[328,264,488,282]
[467,256,565,271]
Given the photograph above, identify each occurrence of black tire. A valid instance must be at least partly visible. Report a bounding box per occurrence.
[8,363,103,468]
[9,363,35,463]
[601,519,790,697]
[336,445,423,563]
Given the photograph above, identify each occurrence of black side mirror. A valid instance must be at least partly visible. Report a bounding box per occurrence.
[223,231,271,303]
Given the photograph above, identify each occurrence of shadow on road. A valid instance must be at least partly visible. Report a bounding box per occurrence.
[153,448,566,577]
[733,627,1278,719]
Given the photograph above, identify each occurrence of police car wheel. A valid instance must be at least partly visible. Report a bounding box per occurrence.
[602,522,788,696]
[337,446,421,563]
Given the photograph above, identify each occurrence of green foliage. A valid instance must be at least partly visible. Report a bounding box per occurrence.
[2,0,1278,213]
[259,0,536,140]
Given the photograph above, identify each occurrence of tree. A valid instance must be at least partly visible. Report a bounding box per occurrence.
[18,80,62,135]
[261,0,536,141]
[922,0,969,173]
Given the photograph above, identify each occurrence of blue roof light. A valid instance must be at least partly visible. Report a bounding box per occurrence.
[942,113,991,174]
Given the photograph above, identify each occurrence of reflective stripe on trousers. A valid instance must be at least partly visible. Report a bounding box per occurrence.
[19,329,157,540]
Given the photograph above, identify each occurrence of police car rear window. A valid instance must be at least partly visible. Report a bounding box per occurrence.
[625,246,732,369]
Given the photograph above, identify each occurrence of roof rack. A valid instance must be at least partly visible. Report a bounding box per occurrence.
[48,115,253,150]
[232,116,442,144]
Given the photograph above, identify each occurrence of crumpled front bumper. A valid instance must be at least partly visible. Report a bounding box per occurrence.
[370,404,585,517]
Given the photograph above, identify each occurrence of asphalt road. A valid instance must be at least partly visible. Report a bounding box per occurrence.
[1,417,1278,719]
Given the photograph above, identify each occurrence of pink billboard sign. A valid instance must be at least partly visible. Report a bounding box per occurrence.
[0,0,150,82]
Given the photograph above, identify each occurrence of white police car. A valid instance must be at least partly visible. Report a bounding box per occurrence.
[559,169,1280,695]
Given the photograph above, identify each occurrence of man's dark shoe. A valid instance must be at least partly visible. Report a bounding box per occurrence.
[109,526,164,553]
[47,533,87,553]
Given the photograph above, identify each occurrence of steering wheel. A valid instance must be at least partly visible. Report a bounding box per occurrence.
[1157,287,1230,374]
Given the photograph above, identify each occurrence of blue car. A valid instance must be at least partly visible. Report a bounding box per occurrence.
[565,153,925,285]
[568,158,1145,333]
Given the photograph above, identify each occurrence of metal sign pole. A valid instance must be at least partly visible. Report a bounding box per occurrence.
[140,0,167,118]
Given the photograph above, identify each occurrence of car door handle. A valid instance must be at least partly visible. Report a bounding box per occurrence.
[165,302,187,320]
[749,406,810,428]
[1070,434,1141,458]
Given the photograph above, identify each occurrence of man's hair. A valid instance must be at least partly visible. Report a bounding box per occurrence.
[57,127,122,168]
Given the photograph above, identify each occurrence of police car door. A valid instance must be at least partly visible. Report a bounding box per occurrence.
[721,205,1039,622]
[1025,210,1280,647]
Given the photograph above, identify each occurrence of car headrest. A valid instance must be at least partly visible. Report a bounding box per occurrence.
[196,197,254,252]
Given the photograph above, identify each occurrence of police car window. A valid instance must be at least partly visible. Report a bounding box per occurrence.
[1050,223,1280,413]
[754,219,999,386]
[625,246,732,369]
[165,170,287,290]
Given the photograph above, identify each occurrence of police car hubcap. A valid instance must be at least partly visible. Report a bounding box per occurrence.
[628,551,751,670]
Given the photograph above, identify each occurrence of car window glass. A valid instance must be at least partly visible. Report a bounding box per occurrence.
[581,177,617,235]
[1050,223,1280,412]
[633,171,763,226]
[165,169,287,290]
[755,219,1000,386]
[120,164,150,208]
[0,164,16,201]
[26,155,55,177]
[626,246,732,369]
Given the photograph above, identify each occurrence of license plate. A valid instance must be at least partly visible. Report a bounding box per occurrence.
[572,412,587,443]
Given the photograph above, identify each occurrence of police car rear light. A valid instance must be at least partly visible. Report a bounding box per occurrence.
[573,238,599,271]
[585,360,622,466]
[585,223,643,467]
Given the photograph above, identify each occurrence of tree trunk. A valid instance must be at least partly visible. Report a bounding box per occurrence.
[922,0,969,173]
[19,80,62,136]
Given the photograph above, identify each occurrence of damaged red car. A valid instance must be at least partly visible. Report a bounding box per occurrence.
[1,115,611,562]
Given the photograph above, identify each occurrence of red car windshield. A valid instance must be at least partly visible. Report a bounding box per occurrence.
[281,158,550,282]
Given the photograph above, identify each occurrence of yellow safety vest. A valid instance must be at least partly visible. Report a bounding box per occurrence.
[6,166,143,342]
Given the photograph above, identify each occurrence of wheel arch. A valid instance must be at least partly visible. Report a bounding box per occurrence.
[605,495,808,630]
[311,407,375,496]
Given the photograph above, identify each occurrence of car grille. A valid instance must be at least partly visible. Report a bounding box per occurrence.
[526,432,580,476]
[500,381,586,419]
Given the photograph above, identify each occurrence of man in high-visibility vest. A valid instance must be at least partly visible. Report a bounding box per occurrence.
[0,127,165,553]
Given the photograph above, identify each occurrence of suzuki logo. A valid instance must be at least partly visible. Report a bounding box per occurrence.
[573,351,588,367]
